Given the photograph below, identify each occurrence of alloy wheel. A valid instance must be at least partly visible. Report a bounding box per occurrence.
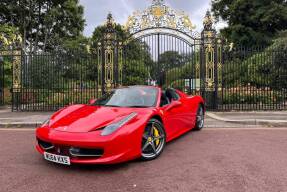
[141,119,166,160]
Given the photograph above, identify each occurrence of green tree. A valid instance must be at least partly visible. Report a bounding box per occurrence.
[0,24,22,47]
[0,24,22,91]
[123,60,149,85]
[245,31,287,90]
[163,51,199,88]
[211,0,287,46]
[158,51,184,71]
[0,0,85,52]
[223,30,287,89]
[62,35,90,53]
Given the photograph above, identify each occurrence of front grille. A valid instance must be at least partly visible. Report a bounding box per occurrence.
[54,146,71,156]
[69,147,104,158]
[37,138,103,159]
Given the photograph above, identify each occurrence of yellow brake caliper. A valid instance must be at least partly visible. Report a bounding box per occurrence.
[153,127,160,147]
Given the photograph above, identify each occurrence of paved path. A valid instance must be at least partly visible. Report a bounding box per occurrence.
[0,109,52,127]
[0,108,281,128]
[207,111,287,127]
[211,111,287,121]
[1,128,287,192]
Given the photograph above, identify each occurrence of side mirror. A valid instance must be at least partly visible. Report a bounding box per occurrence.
[89,99,96,105]
[166,100,181,111]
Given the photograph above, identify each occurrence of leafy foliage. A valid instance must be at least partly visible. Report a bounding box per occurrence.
[0,24,21,48]
[223,91,284,105]
[164,51,199,87]
[211,0,287,46]
[158,51,184,71]
[0,0,85,52]
[223,31,287,90]
[123,59,149,85]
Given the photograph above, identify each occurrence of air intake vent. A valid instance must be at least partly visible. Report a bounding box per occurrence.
[37,139,54,150]
[69,147,104,157]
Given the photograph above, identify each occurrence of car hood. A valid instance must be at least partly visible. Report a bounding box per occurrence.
[49,104,152,133]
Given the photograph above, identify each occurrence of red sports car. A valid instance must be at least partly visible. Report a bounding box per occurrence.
[36,86,205,165]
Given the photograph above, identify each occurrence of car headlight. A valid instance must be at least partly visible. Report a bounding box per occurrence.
[101,112,137,136]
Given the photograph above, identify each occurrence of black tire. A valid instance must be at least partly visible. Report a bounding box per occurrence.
[194,105,204,130]
[141,119,166,161]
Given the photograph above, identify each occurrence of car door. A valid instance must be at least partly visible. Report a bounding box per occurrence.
[161,89,187,140]
[176,91,197,129]
[170,89,194,130]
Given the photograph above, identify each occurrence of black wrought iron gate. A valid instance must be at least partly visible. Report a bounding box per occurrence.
[9,3,286,111]
[124,32,202,94]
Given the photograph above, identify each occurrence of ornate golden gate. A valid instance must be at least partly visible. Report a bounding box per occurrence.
[7,0,224,111]
[96,0,223,109]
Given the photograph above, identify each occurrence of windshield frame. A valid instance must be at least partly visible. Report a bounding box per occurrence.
[92,86,160,108]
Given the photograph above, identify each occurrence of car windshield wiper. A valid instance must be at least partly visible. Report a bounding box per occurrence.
[95,104,149,108]
[104,105,122,107]
[126,105,149,108]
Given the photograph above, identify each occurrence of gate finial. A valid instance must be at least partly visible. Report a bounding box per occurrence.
[105,13,116,34]
[203,10,214,31]
[106,13,114,26]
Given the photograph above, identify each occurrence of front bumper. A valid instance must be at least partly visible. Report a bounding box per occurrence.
[35,125,144,164]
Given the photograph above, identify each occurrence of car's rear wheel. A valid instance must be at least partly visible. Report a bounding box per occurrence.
[194,105,204,130]
[141,119,166,161]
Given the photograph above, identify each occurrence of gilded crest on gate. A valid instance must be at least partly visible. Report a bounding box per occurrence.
[125,0,198,39]
[151,5,166,18]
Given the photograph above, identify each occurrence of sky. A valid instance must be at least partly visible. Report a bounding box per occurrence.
[79,0,227,37]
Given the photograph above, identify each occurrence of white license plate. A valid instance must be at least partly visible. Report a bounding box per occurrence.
[44,152,71,165]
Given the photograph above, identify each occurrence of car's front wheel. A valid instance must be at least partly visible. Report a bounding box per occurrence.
[141,119,166,161]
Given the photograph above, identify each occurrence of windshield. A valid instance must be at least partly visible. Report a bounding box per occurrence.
[94,87,158,108]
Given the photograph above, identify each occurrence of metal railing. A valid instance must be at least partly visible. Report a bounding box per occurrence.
[1,43,286,111]
[219,46,287,111]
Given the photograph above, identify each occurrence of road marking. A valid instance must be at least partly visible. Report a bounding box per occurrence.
[0,128,35,131]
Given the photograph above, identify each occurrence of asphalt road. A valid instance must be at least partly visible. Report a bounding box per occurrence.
[1,128,287,192]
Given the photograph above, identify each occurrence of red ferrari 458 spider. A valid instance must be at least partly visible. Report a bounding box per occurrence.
[36,86,205,165]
